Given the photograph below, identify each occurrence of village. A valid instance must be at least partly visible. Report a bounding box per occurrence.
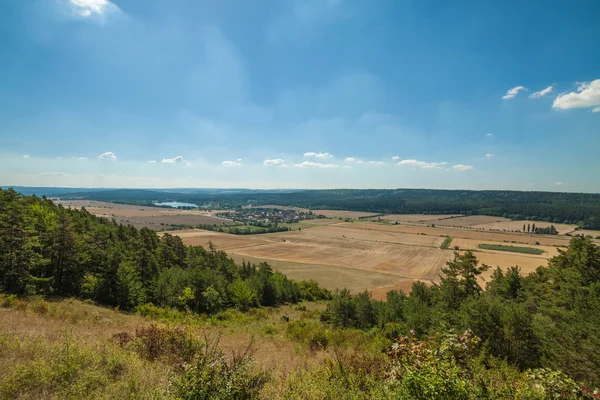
[215,207,320,226]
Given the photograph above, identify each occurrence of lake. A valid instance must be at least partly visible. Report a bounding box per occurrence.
[155,201,197,208]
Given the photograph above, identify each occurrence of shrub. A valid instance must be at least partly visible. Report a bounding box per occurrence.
[169,337,268,400]
[112,324,201,366]
[30,297,49,315]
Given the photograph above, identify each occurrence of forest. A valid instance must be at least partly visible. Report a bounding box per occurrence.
[51,187,600,229]
[2,187,600,398]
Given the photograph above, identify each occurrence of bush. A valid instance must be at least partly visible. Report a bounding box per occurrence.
[169,337,268,400]
[112,324,201,366]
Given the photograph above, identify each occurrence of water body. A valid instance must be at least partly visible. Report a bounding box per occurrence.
[155,201,197,208]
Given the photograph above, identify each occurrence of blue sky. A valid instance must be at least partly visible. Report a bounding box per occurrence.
[1,0,599,191]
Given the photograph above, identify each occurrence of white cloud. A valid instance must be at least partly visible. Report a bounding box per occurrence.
[222,159,242,167]
[452,164,474,171]
[67,0,120,18]
[98,151,117,160]
[22,155,30,158]
[71,156,88,160]
[485,153,494,158]
[263,159,285,167]
[294,161,339,169]
[367,161,385,166]
[529,85,553,98]
[344,157,356,162]
[502,86,527,100]
[552,79,600,111]
[554,181,564,186]
[304,152,333,158]
[397,159,447,169]
[392,156,400,160]
[161,156,188,164]
[148,160,157,163]
[486,133,493,137]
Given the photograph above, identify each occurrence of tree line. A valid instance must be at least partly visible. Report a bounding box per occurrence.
[0,188,329,313]
[58,188,600,229]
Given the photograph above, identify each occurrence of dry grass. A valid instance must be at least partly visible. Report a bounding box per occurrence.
[0,296,339,400]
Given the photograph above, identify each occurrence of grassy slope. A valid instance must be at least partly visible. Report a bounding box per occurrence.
[0,296,373,399]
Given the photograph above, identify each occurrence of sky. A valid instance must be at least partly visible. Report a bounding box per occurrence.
[1,0,599,191]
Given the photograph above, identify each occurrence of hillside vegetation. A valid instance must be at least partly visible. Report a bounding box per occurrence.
[2,188,600,398]
[56,187,600,229]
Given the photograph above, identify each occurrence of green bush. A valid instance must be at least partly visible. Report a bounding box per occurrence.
[169,338,268,400]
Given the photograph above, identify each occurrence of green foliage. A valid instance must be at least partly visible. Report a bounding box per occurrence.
[478,243,545,255]
[0,188,328,316]
[440,236,453,249]
[168,338,269,400]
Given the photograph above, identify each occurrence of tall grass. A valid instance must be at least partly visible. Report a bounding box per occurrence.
[440,236,453,249]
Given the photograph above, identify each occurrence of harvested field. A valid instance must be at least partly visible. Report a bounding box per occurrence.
[434,215,511,227]
[452,238,560,257]
[57,200,233,230]
[378,214,462,223]
[173,220,567,294]
[172,229,270,250]
[473,220,576,235]
[294,224,444,247]
[571,230,600,239]
[311,209,381,219]
[229,254,400,293]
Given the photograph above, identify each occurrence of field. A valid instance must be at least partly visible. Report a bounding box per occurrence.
[311,209,382,219]
[477,243,546,255]
[173,219,579,300]
[57,202,599,298]
[58,200,234,230]
[378,214,461,223]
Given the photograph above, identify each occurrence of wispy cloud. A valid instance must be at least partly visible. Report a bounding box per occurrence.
[392,156,400,160]
[294,161,339,169]
[529,85,553,98]
[98,151,117,160]
[263,159,285,167]
[22,155,30,159]
[552,79,600,112]
[66,0,121,18]
[486,133,493,137]
[554,181,564,186]
[304,152,333,159]
[502,86,527,100]
[222,159,242,167]
[148,160,157,164]
[485,153,494,158]
[344,157,356,162]
[71,156,88,160]
[397,159,447,169]
[452,164,474,171]
[161,156,189,164]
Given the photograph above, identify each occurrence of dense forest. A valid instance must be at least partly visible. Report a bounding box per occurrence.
[0,188,329,312]
[2,188,600,397]
[51,188,600,229]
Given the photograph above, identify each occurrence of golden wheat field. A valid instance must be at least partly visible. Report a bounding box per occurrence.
[63,202,600,297]
[173,218,592,297]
